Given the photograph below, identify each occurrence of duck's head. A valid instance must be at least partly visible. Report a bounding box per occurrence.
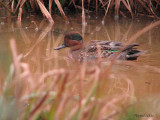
[54,32,83,50]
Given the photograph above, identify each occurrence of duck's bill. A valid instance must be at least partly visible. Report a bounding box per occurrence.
[54,44,67,50]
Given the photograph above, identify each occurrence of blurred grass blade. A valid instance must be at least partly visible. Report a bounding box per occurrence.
[82,0,86,25]
[28,92,48,119]
[54,94,69,120]
[36,0,54,24]
[17,8,23,27]
[10,39,21,81]
[11,0,15,12]
[3,64,14,92]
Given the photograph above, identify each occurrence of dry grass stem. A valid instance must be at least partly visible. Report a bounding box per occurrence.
[11,0,15,12]
[29,0,35,11]
[15,0,22,13]
[101,110,119,120]
[37,0,54,24]
[115,0,120,18]
[17,7,22,27]
[121,0,133,17]
[10,39,21,80]
[20,0,27,8]
[82,0,86,25]
[28,92,49,119]
[54,0,68,21]
[54,94,69,120]
[39,69,65,83]
[0,0,14,15]
[49,0,53,14]
[103,0,112,22]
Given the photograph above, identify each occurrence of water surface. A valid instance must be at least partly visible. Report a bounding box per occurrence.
[0,15,160,117]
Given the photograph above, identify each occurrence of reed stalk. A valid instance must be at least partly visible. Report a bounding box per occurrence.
[1,0,160,24]
[0,0,15,15]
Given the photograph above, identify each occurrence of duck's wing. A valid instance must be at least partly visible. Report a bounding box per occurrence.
[86,41,123,52]
[82,41,144,61]
[79,41,123,61]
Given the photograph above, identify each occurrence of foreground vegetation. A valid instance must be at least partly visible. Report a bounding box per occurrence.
[0,39,142,120]
[0,19,159,119]
[0,0,160,120]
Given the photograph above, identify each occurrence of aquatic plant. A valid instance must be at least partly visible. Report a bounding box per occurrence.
[1,38,138,120]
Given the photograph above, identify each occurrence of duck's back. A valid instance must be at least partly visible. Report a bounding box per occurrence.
[78,40,144,62]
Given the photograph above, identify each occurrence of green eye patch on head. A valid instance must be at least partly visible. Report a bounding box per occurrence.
[65,33,83,41]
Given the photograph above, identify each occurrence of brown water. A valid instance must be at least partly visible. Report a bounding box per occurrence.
[0,15,160,117]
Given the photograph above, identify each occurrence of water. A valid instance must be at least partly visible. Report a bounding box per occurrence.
[0,15,160,117]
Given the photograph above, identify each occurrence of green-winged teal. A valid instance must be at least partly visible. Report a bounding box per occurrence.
[54,32,144,62]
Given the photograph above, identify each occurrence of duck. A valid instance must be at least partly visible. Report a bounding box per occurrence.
[54,32,144,62]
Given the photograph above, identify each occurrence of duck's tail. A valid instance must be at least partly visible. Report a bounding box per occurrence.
[121,43,145,60]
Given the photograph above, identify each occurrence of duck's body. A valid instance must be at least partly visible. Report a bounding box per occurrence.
[54,32,144,62]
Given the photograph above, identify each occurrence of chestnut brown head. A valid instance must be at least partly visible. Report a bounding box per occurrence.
[54,32,83,50]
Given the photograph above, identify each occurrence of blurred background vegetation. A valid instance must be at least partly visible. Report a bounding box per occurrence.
[0,0,160,23]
